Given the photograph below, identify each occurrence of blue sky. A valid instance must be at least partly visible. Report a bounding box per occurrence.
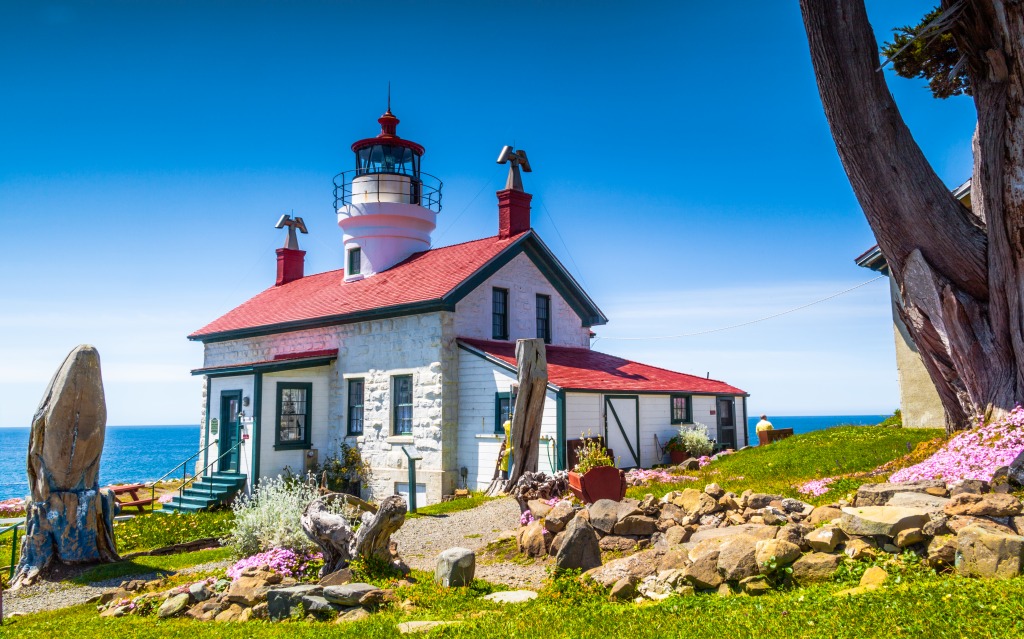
[0,2,976,426]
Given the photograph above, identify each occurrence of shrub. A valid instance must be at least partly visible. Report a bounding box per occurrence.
[677,423,715,457]
[225,476,324,557]
[311,442,372,493]
[574,435,614,474]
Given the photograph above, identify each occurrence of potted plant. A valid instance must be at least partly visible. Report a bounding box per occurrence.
[567,435,626,504]
[664,435,690,464]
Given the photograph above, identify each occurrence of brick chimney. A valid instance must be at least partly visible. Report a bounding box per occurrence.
[497,189,532,239]
[276,247,305,286]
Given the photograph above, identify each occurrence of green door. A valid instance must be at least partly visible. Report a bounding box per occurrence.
[219,391,242,473]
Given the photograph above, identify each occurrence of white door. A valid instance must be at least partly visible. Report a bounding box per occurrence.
[604,395,640,468]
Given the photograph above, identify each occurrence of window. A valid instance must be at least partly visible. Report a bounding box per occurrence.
[348,247,362,275]
[536,294,551,343]
[492,288,509,340]
[347,379,364,436]
[494,392,511,434]
[392,375,413,435]
[275,382,312,449]
[670,394,692,424]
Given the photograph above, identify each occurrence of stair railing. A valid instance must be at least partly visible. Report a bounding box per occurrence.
[147,438,219,506]
[0,522,21,580]
[179,441,244,503]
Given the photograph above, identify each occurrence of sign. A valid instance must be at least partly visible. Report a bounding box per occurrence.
[210,418,219,435]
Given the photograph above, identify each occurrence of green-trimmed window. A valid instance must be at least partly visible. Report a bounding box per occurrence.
[347,379,364,436]
[275,382,312,449]
[494,392,511,434]
[348,247,362,275]
[670,394,692,424]
[392,375,413,435]
[536,294,551,343]
[492,288,509,340]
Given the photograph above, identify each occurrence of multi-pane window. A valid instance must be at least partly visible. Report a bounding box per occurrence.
[348,247,362,275]
[536,294,551,343]
[494,392,512,434]
[347,379,364,436]
[392,375,413,435]
[670,394,692,424]
[276,383,312,448]
[492,288,509,340]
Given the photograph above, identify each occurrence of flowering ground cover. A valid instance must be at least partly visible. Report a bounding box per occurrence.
[226,547,322,581]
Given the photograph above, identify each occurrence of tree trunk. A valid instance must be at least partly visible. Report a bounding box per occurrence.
[301,493,406,576]
[506,339,548,485]
[799,0,1024,430]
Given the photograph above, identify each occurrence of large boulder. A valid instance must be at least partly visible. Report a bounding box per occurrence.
[945,493,1023,518]
[583,548,662,587]
[322,583,377,606]
[518,520,549,557]
[886,492,950,511]
[267,585,323,620]
[673,489,721,517]
[158,593,191,619]
[791,552,842,584]
[716,534,759,581]
[689,523,777,544]
[588,500,621,534]
[955,525,1024,579]
[612,515,657,536]
[682,550,723,590]
[755,538,802,572]
[805,525,846,552]
[527,500,553,520]
[854,481,945,507]
[555,513,602,572]
[926,535,958,569]
[806,506,844,527]
[434,547,475,587]
[544,500,576,533]
[839,506,931,538]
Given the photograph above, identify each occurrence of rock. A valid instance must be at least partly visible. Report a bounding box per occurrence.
[806,506,843,527]
[740,575,771,596]
[716,534,759,581]
[664,526,689,546]
[805,525,846,552]
[612,515,657,536]
[854,481,945,507]
[398,621,460,634]
[780,498,814,515]
[683,550,723,590]
[527,499,553,520]
[945,493,1023,518]
[860,566,887,587]
[658,503,684,525]
[600,535,639,552]
[839,506,931,537]
[519,520,549,557]
[549,530,565,555]
[658,547,692,572]
[705,483,724,499]
[775,523,809,549]
[434,547,475,587]
[950,479,989,496]
[1008,448,1024,486]
[588,499,621,534]
[323,583,378,606]
[688,538,729,562]
[267,585,323,620]
[689,523,777,544]
[746,493,784,509]
[358,589,387,607]
[639,493,660,515]
[555,512,602,572]
[791,552,842,584]
[895,527,925,547]
[301,595,341,617]
[214,604,243,622]
[955,525,1024,579]
[226,576,271,606]
[251,602,269,619]
[755,538,802,571]
[319,568,353,586]
[716,582,735,597]
[544,500,575,533]
[843,538,876,560]
[616,498,642,520]
[189,582,212,603]
[923,512,952,537]
[719,494,740,511]
[674,489,721,517]
[947,514,1016,536]
[157,593,191,619]
[886,492,950,511]
[483,590,538,604]
[680,458,700,471]
[926,535,958,569]
[584,548,663,587]
[336,607,370,622]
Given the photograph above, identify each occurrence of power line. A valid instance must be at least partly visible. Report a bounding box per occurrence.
[536,197,589,290]
[597,275,887,340]
[432,176,498,246]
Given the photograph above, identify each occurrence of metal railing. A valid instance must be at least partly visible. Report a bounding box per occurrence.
[333,169,443,213]
[147,438,219,506]
[174,441,243,503]
[1,522,21,580]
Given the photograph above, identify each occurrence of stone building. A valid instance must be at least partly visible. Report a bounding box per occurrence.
[181,107,747,507]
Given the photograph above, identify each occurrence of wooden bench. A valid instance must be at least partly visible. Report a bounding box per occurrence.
[108,483,154,513]
[758,428,794,446]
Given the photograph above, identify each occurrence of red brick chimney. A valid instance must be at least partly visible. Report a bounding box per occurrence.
[276,248,305,286]
[497,189,532,239]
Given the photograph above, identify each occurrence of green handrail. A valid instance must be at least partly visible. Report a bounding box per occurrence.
[148,438,219,505]
[1,522,21,580]
[172,440,244,503]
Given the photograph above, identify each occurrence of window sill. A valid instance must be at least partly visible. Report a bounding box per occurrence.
[386,435,414,444]
[274,443,312,451]
[475,433,503,440]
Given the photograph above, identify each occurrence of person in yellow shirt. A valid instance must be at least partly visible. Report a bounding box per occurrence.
[756,414,774,432]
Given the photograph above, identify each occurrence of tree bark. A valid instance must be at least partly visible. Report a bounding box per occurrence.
[799,0,1024,430]
[301,493,406,576]
[506,339,548,485]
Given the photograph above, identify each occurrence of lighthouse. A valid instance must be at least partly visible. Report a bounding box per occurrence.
[334,105,443,280]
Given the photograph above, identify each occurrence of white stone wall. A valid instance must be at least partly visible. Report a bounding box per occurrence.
[454,252,591,347]
[456,347,558,491]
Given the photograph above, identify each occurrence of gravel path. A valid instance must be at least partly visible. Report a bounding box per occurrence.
[393,497,548,589]
[3,559,232,617]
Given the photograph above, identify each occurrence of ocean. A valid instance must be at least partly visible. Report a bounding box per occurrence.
[745,414,889,445]
[0,425,200,501]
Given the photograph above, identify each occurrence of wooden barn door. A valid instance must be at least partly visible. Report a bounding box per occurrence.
[604,395,640,468]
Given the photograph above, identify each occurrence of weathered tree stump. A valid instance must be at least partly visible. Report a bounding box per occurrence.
[506,339,548,487]
[12,345,120,589]
[301,493,407,576]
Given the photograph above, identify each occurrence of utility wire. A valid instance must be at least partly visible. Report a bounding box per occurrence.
[536,197,590,290]
[432,176,498,247]
[597,275,887,340]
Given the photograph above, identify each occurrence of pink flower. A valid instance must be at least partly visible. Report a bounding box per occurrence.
[226,548,322,581]
[796,477,836,497]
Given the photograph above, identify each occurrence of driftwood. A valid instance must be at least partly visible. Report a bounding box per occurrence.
[12,345,119,589]
[506,339,548,486]
[301,493,406,576]
[509,470,569,507]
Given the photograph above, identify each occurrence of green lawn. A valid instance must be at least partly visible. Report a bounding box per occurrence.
[68,547,234,585]
[628,425,945,504]
[406,492,497,518]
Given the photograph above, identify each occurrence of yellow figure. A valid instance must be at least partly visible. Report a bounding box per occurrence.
[499,420,513,477]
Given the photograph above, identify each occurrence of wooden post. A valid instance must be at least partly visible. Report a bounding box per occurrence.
[506,339,548,486]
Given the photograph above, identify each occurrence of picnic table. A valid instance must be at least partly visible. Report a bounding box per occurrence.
[758,428,795,446]
[107,483,154,513]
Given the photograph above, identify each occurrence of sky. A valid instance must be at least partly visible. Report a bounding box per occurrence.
[0,1,977,427]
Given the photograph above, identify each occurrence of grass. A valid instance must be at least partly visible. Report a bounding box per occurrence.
[68,547,233,585]
[406,491,496,518]
[114,511,234,553]
[628,425,945,504]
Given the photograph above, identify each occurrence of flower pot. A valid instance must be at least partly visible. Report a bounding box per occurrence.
[668,450,690,465]
[567,466,627,504]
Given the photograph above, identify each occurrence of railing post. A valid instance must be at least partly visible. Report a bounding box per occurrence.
[401,446,423,514]
[9,523,19,580]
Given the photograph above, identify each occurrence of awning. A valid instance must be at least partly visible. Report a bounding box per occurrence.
[191,349,338,377]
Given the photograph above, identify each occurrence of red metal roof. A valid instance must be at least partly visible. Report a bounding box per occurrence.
[191,349,339,375]
[189,234,527,340]
[459,339,747,395]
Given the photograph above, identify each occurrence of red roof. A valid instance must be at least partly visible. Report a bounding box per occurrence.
[190,234,527,340]
[459,339,746,395]
[191,349,339,375]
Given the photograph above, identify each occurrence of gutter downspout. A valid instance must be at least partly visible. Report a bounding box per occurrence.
[742,395,749,448]
[202,376,212,476]
[556,390,566,471]
[251,371,263,491]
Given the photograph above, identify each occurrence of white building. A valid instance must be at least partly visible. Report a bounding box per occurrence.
[181,107,748,508]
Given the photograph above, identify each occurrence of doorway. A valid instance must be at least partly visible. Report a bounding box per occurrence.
[219,391,242,473]
[604,395,640,468]
[716,397,737,451]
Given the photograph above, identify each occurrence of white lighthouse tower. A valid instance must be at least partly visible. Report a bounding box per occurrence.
[334,105,442,280]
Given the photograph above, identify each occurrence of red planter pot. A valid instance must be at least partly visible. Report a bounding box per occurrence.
[567,466,628,504]
[668,450,690,465]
